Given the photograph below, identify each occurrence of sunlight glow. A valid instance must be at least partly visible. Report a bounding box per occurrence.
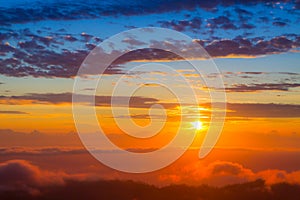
[191,120,203,130]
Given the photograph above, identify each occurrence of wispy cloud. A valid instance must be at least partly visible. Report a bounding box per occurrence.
[0,92,179,109]
[1,93,299,118]
[226,103,300,118]
[0,111,28,114]
[225,83,300,92]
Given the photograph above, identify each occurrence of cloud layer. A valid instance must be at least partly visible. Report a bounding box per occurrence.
[160,160,300,186]
[1,159,300,197]
[1,33,300,78]
[1,93,299,117]
[0,160,67,195]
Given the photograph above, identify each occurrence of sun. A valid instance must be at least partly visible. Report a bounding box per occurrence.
[191,120,203,130]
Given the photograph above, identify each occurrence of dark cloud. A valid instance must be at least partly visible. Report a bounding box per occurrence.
[270,36,294,49]
[259,16,269,23]
[234,8,255,29]
[0,146,158,156]
[1,23,299,78]
[158,17,202,32]
[198,102,300,118]
[0,28,116,78]
[225,83,300,92]
[0,93,74,104]
[0,160,40,187]
[87,35,300,65]
[239,75,252,78]
[1,93,299,118]
[0,0,298,26]
[0,160,68,195]
[235,8,253,16]
[219,71,300,79]
[111,48,184,63]
[276,72,299,75]
[0,48,124,78]
[80,32,93,42]
[85,43,97,50]
[211,161,244,175]
[18,40,45,50]
[240,23,255,29]
[0,147,85,156]
[239,72,266,75]
[208,16,238,30]
[0,33,10,41]
[226,103,300,118]
[0,92,178,109]
[0,29,84,78]
[204,36,300,57]
[205,39,240,56]
[273,21,288,27]
[64,35,78,42]
[0,111,28,114]
[89,35,295,64]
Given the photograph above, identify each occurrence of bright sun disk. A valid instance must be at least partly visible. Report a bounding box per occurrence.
[192,120,203,130]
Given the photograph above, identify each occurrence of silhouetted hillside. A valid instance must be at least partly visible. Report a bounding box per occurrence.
[1,179,300,200]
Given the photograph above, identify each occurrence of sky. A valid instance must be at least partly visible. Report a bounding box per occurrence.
[0,0,300,197]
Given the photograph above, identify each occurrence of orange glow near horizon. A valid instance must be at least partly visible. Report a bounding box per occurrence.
[1,97,299,152]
